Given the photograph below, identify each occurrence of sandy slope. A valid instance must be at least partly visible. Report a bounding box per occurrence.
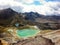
[42,30,60,45]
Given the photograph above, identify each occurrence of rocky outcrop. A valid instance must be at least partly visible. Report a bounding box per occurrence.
[42,30,60,45]
[13,36,54,45]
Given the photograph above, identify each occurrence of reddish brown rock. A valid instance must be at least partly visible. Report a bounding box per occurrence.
[13,36,54,45]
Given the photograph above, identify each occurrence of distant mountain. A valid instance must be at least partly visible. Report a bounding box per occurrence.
[22,12,60,30]
[0,8,25,26]
[0,8,60,29]
[0,8,60,24]
[23,12,60,23]
[0,8,17,19]
[46,15,60,20]
[23,12,44,21]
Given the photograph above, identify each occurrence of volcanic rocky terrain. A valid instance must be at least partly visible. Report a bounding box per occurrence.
[0,8,60,45]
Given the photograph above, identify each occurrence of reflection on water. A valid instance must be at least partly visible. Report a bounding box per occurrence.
[15,23,19,27]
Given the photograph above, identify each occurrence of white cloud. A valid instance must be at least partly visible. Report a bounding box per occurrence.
[0,0,24,11]
[21,0,34,4]
[47,2,60,15]
[0,0,60,15]
[0,0,23,6]
[21,1,60,15]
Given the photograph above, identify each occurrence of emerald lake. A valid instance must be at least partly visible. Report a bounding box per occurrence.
[17,29,40,38]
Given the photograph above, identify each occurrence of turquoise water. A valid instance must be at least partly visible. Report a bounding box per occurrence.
[17,29,40,38]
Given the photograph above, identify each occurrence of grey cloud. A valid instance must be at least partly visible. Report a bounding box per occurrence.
[0,5,10,9]
[0,5,23,13]
[47,2,60,15]
[11,6,23,12]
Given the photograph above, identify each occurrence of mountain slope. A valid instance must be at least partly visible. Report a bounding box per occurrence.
[0,8,25,26]
[23,12,60,23]
[0,8,60,29]
[0,8,17,26]
[22,12,60,30]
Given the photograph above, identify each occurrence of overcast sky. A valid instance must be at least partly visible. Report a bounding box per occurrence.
[0,0,60,15]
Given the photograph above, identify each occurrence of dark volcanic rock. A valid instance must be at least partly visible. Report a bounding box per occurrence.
[0,8,17,19]
[0,8,25,26]
[0,8,18,26]
[23,12,60,23]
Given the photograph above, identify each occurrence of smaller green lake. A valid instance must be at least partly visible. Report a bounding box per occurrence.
[17,29,40,38]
